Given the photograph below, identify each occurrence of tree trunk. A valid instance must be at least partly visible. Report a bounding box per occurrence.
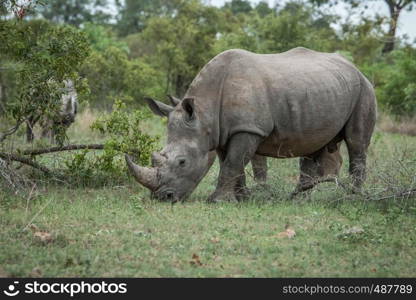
[382,1,404,54]
[0,81,3,115]
[175,74,185,98]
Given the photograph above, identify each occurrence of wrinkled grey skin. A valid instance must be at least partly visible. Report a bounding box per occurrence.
[26,79,78,143]
[127,47,376,202]
[154,94,268,185]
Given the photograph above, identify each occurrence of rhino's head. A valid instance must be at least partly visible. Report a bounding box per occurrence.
[126,96,214,202]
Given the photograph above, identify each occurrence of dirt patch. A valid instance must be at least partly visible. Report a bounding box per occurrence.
[378,114,416,136]
[0,266,9,278]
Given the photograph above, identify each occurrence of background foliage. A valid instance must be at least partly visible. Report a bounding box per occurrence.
[0,0,415,278]
[1,0,415,116]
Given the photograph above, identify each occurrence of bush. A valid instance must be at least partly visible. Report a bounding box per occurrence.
[63,100,159,185]
[379,49,416,116]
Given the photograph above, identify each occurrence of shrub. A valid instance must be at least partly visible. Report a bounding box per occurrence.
[63,100,159,185]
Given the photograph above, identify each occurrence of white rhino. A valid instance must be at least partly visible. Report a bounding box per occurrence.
[126,47,376,202]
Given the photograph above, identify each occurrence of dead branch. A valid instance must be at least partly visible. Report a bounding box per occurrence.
[21,144,104,156]
[0,152,53,175]
[0,144,139,176]
[369,189,416,201]
[19,144,140,156]
[1,157,35,195]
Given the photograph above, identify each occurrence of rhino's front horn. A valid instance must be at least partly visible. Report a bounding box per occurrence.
[125,154,158,191]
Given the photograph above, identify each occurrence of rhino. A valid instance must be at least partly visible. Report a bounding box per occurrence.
[126,47,376,202]
[150,94,343,194]
[26,79,78,143]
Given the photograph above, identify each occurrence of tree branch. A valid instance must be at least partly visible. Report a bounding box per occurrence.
[0,119,25,143]
[0,144,140,177]
[0,152,53,175]
[371,188,416,201]
[21,144,105,156]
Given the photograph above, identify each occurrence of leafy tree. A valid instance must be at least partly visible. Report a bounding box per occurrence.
[116,0,159,36]
[309,0,416,53]
[115,0,180,36]
[339,16,385,65]
[82,22,129,53]
[377,48,416,115]
[216,1,339,54]
[0,2,160,186]
[139,0,224,97]
[223,0,252,15]
[80,46,164,108]
[381,0,416,53]
[0,18,90,144]
[255,1,274,17]
[38,0,111,27]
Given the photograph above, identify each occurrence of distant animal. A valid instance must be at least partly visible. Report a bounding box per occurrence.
[26,79,78,143]
[126,47,376,202]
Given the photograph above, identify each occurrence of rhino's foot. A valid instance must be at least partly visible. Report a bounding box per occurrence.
[351,185,364,195]
[207,191,238,204]
[235,186,251,201]
[252,182,271,192]
[290,188,313,200]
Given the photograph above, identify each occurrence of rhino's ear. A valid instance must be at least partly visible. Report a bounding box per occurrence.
[181,97,195,122]
[145,97,173,117]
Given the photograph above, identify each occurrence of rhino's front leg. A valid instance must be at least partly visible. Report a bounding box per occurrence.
[208,133,262,203]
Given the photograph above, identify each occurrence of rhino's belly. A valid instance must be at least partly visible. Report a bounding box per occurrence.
[256,128,341,158]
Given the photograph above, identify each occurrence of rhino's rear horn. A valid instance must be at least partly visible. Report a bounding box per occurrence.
[125,154,158,191]
[151,152,166,167]
[167,95,181,106]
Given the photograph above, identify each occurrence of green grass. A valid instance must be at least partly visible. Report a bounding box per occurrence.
[1,186,415,277]
[1,116,415,277]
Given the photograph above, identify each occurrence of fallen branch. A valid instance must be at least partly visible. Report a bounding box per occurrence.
[0,158,35,195]
[0,152,53,175]
[0,144,139,178]
[370,189,416,201]
[19,144,141,156]
[21,144,104,156]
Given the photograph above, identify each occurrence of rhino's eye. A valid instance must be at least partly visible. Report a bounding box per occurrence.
[178,158,186,167]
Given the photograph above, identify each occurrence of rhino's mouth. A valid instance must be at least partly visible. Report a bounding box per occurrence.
[152,188,178,203]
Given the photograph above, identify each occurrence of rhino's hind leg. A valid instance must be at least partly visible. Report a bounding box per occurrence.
[207,133,262,203]
[344,80,376,192]
[291,144,343,198]
[251,154,267,183]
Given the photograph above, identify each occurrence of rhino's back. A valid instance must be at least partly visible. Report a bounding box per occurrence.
[214,48,364,157]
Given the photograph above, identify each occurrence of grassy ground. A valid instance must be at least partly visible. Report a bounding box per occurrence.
[0,111,415,277]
